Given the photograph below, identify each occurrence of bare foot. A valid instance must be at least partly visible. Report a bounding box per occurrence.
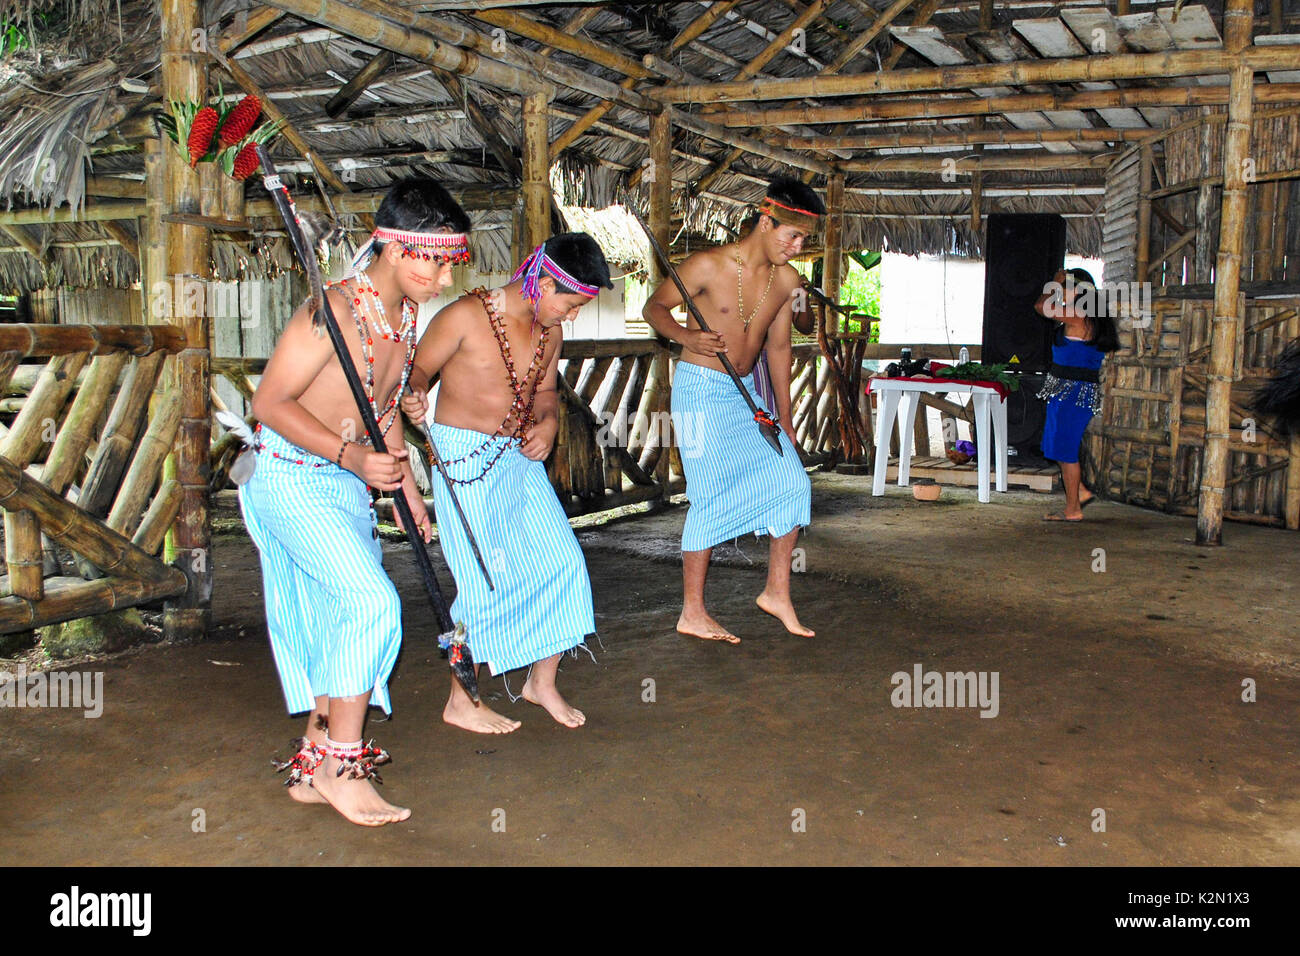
[310,756,410,827]
[443,694,521,734]
[756,591,815,637]
[282,734,327,804]
[521,675,586,728]
[677,611,741,644]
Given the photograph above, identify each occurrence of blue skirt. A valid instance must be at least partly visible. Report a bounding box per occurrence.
[428,422,595,676]
[670,361,811,552]
[1041,395,1094,464]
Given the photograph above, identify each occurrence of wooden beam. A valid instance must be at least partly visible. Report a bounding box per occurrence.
[736,0,831,81]
[1135,144,1153,281]
[842,153,1114,173]
[475,9,655,80]
[0,225,51,268]
[769,126,1158,149]
[218,6,285,54]
[263,0,551,95]
[649,109,672,286]
[653,46,1300,104]
[717,83,1300,126]
[1198,0,1254,546]
[823,173,844,330]
[522,92,551,251]
[826,0,917,74]
[978,0,993,32]
[324,50,395,117]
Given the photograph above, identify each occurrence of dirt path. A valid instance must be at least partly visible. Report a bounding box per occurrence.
[2,477,1297,865]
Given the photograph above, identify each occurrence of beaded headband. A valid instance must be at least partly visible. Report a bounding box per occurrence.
[346,226,471,276]
[511,242,601,304]
[759,196,821,234]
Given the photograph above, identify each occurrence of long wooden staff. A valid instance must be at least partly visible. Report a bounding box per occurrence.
[630,208,783,457]
[254,145,480,702]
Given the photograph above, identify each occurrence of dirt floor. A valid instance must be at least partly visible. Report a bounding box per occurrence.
[2,474,1298,865]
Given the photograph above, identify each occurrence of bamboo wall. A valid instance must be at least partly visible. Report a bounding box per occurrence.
[1085,296,1300,529]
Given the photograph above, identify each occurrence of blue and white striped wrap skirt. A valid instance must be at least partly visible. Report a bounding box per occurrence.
[670,361,811,552]
[238,425,403,715]
[428,422,595,677]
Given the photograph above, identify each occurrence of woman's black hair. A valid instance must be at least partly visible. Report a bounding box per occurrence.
[544,232,614,293]
[1065,267,1121,353]
[371,178,471,254]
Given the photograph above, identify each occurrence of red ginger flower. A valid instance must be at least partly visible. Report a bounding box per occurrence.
[231,143,261,180]
[187,107,219,165]
[218,95,262,149]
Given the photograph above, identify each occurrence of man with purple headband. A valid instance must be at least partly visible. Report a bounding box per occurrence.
[401,232,613,732]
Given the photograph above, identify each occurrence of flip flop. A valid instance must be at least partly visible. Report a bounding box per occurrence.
[1043,511,1083,522]
[1079,494,1097,509]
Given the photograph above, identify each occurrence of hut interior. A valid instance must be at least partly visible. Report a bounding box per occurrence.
[1,0,1300,871]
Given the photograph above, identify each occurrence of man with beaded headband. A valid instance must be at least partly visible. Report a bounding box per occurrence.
[401,232,612,732]
[643,177,823,644]
[239,178,469,826]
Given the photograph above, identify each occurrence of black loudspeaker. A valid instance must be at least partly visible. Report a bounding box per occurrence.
[982,214,1065,453]
[981,213,1065,372]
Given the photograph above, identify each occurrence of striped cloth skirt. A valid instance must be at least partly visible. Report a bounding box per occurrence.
[670,361,811,552]
[238,425,403,715]
[428,422,595,677]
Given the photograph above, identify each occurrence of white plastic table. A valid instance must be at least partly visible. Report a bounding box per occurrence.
[867,378,1009,503]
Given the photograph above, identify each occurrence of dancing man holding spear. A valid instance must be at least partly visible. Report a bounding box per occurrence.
[642,177,822,644]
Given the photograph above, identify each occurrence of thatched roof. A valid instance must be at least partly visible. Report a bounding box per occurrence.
[2,0,1294,293]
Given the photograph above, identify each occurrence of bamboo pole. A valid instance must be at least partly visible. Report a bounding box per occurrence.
[1198,0,1254,546]
[0,456,185,587]
[828,0,916,73]
[823,173,845,335]
[649,109,673,288]
[106,393,184,541]
[161,0,210,640]
[844,153,1115,173]
[522,92,551,252]
[653,46,1300,104]
[39,354,128,496]
[1136,144,1154,283]
[711,83,1300,128]
[770,126,1159,150]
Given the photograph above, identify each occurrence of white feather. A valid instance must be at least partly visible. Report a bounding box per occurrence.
[216,410,256,448]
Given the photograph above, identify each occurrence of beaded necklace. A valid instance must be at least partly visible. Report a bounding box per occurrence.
[339,275,412,342]
[426,288,551,486]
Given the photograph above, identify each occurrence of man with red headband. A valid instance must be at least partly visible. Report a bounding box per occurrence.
[240,178,468,826]
[402,232,613,732]
[644,177,824,644]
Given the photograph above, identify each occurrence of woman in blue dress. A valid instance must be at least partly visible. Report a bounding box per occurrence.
[1033,268,1119,521]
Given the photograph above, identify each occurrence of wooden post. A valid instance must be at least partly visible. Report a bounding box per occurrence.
[522,92,551,252]
[1198,0,1254,546]
[822,173,844,336]
[649,109,673,285]
[1135,144,1153,283]
[162,0,212,640]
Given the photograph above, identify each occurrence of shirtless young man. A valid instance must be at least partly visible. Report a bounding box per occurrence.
[643,177,823,644]
[240,178,467,826]
[401,233,612,733]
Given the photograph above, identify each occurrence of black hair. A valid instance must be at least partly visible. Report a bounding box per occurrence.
[372,178,471,251]
[543,232,614,293]
[1065,267,1120,353]
[765,176,827,217]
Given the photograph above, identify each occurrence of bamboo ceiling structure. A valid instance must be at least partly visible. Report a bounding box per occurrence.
[3,0,1297,292]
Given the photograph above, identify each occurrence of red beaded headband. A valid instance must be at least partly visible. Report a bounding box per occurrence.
[347,227,471,274]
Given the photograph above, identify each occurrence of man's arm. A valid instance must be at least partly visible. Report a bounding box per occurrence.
[642,252,727,356]
[765,283,798,445]
[521,329,562,462]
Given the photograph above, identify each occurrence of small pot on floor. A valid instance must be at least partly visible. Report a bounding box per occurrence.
[912,478,942,502]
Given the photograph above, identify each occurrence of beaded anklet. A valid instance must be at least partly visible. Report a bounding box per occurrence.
[323,735,392,784]
[272,737,324,787]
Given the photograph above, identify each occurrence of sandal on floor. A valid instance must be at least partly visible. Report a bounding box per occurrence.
[1043,511,1083,522]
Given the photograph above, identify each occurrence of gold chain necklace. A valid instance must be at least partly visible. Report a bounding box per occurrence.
[734,255,775,331]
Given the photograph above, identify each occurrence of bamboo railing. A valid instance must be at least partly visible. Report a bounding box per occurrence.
[0,323,189,633]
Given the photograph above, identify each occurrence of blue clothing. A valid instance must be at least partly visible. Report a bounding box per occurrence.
[428,422,595,677]
[1038,328,1105,464]
[670,361,811,552]
[238,425,403,714]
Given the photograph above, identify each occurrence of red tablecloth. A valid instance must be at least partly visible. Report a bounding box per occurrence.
[867,375,1009,402]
